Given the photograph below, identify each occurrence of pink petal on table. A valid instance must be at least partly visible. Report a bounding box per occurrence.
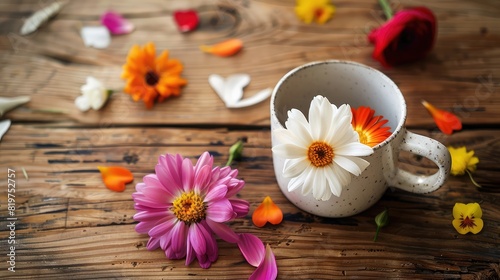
[173,10,199,32]
[237,233,265,267]
[249,244,278,280]
[101,11,135,35]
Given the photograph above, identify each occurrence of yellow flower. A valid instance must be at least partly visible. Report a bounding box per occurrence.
[295,0,335,24]
[121,42,187,109]
[452,203,483,235]
[448,146,479,176]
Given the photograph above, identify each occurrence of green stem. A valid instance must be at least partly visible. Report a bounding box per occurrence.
[373,226,381,242]
[465,169,482,188]
[225,155,234,167]
[378,0,393,20]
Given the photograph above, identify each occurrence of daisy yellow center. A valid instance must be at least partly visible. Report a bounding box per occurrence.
[460,215,477,229]
[172,191,206,224]
[145,71,159,86]
[308,141,334,167]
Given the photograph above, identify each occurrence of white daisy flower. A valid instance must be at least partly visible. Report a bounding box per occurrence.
[272,95,374,201]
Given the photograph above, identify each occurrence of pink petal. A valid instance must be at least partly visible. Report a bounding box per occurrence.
[143,174,173,193]
[206,199,234,223]
[101,11,134,35]
[146,237,160,250]
[229,198,250,218]
[205,218,239,243]
[204,183,228,203]
[186,236,196,266]
[188,224,207,256]
[181,157,194,192]
[135,220,158,234]
[194,164,212,193]
[173,9,199,32]
[148,215,177,238]
[249,244,278,280]
[226,178,245,197]
[133,210,170,221]
[155,161,183,194]
[194,151,213,175]
[170,222,188,258]
[237,233,265,267]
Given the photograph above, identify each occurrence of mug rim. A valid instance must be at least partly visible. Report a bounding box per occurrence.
[270,60,407,151]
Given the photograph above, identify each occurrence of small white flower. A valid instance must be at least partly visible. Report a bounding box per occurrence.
[75,76,109,111]
[272,95,374,201]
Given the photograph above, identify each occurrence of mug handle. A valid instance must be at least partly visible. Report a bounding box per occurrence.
[387,130,451,193]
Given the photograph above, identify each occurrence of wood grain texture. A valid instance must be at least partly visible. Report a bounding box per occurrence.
[1,0,499,126]
[0,0,499,279]
[1,125,499,279]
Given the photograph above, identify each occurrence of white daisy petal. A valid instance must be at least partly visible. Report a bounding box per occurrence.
[288,176,304,192]
[334,156,365,176]
[285,115,313,146]
[325,165,342,197]
[301,166,315,196]
[272,143,307,159]
[312,168,327,201]
[343,156,370,173]
[273,128,301,146]
[309,96,323,139]
[335,164,353,187]
[335,142,374,157]
[287,109,311,132]
[283,157,309,178]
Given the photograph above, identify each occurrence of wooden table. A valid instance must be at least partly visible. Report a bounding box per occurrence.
[1,0,499,279]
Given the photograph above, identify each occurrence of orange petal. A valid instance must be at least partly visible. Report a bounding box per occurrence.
[98,166,134,192]
[422,100,462,135]
[252,196,283,227]
[200,38,243,57]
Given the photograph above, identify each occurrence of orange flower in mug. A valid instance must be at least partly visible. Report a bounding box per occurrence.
[452,202,483,235]
[295,0,335,24]
[351,106,392,147]
[121,42,187,108]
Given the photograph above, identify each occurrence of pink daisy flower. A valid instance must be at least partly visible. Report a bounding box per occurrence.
[132,152,278,279]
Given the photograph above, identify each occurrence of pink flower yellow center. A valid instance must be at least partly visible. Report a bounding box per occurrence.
[460,214,477,229]
[308,141,334,167]
[172,191,206,224]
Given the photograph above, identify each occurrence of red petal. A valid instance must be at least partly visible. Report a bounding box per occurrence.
[173,10,199,32]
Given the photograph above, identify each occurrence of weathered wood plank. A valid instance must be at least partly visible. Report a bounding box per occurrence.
[0,125,498,278]
[0,0,499,126]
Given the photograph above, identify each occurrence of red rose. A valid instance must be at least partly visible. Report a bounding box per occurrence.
[368,7,437,67]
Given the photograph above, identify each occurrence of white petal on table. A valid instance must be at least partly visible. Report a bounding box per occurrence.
[227,88,272,108]
[80,26,111,49]
[0,96,31,117]
[0,119,11,141]
[208,74,269,108]
[209,74,250,106]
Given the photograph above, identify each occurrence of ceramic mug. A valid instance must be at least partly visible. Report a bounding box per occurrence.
[270,60,451,218]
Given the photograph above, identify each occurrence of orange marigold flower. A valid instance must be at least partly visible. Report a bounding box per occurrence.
[351,106,392,147]
[422,100,462,135]
[98,166,134,192]
[121,42,187,108]
[252,196,283,227]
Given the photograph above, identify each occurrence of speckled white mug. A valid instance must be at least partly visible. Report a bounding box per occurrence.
[270,60,451,218]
